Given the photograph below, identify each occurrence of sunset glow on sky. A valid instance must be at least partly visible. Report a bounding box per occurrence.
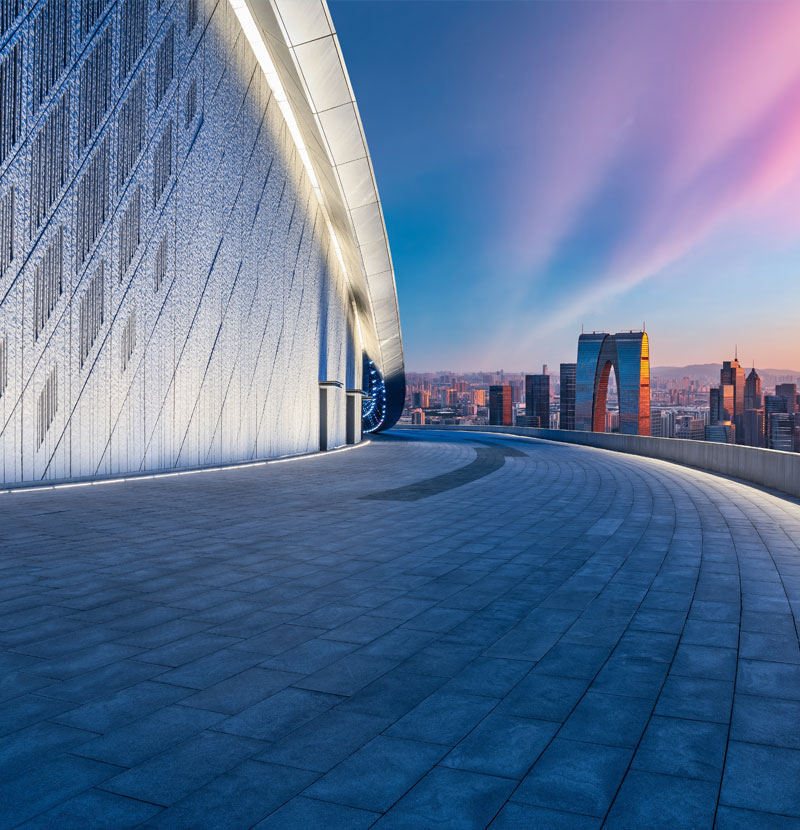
[332,0,800,372]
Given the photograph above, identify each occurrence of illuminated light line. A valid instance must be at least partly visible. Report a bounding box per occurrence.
[1,441,370,496]
[228,0,351,281]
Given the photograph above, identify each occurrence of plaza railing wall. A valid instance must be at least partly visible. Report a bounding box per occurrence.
[397,425,800,501]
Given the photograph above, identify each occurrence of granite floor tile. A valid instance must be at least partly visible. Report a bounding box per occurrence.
[385,690,497,746]
[497,672,590,721]
[489,802,601,829]
[0,721,98,775]
[730,694,800,749]
[99,730,265,807]
[141,760,318,829]
[155,648,265,690]
[513,738,632,817]
[443,657,532,699]
[714,806,800,829]
[216,687,343,742]
[590,656,668,699]
[603,769,718,829]
[720,741,800,816]
[252,796,379,829]
[72,704,225,767]
[337,669,447,719]
[0,692,77,736]
[256,709,391,772]
[50,680,191,733]
[654,674,734,723]
[19,788,163,829]
[0,755,121,830]
[442,713,558,779]
[178,667,302,715]
[559,692,652,748]
[736,660,800,701]
[294,653,398,696]
[373,766,517,829]
[632,715,727,781]
[302,735,448,813]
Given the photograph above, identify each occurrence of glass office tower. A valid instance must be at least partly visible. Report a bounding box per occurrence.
[489,385,512,426]
[525,371,550,427]
[559,362,576,430]
[721,359,745,417]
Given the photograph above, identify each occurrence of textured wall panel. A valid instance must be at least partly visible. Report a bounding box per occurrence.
[0,0,366,483]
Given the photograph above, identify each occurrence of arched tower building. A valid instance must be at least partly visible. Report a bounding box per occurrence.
[575,331,650,436]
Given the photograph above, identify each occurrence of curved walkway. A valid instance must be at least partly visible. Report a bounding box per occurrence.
[1,430,799,828]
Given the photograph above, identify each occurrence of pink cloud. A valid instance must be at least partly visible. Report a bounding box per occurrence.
[499,0,800,336]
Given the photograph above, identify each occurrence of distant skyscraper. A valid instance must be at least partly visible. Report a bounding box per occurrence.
[489,385,512,426]
[744,368,762,411]
[650,410,664,438]
[720,357,745,417]
[710,388,721,424]
[705,424,734,443]
[525,372,550,426]
[651,409,675,438]
[473,389,486,407]
[741,409,765,448]
[676,417,706,441]
[776,383,798,414]
[559,363,576,430]
[768,413,793,451]
[765,395,788,445]
[710,384,734,424]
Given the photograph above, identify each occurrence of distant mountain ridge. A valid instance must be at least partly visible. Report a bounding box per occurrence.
[653,364,800,381]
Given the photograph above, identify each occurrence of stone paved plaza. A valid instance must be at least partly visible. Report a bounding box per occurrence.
[2,430,800,829]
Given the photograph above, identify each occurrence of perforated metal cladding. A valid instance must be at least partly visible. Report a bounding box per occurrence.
[0,0,358,483]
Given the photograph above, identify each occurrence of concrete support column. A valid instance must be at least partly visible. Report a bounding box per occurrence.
[346,389,365,445]
[319,381,343,451]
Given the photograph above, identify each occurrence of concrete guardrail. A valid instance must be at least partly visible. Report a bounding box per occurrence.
[396,424,800,502]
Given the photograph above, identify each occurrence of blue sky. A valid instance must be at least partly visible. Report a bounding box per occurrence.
[330,0,800,372]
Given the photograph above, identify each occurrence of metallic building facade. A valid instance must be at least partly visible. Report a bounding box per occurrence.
[0,0,403,485]
[574,331,650,436]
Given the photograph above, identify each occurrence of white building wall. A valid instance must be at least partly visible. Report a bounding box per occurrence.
[0,0,358,484]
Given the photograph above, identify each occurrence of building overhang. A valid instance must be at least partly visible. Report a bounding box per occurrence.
[230,0,405,427]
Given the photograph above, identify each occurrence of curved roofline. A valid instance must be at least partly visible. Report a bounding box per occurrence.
[230,0,405,426]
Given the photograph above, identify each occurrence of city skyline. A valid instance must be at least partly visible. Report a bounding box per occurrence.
[333,0,800,371]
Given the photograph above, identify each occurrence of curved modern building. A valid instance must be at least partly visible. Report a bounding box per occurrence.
[575,331,650,436]
[0,0,403,485]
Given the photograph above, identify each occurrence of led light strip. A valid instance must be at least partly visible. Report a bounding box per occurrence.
[1,440,370,495]
[228,0,355,335]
